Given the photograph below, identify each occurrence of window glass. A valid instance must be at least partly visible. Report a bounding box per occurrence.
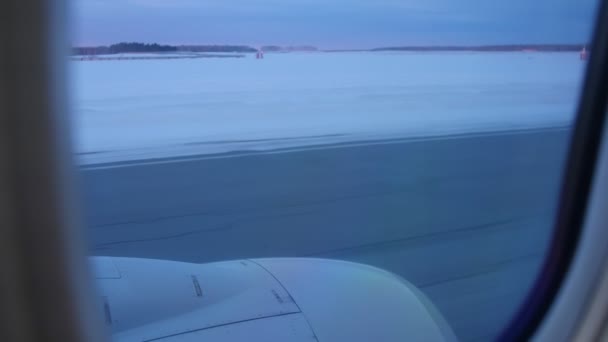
[71,1,598,340]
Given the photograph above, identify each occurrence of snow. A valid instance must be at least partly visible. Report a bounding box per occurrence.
[70,51,586,165]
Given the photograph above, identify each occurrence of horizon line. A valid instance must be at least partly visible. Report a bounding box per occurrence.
[72,42,589,49]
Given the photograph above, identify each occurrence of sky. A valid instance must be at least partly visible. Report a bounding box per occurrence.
[72,0,599,49]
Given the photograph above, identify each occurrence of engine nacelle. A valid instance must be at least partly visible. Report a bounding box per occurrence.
[92,257,457,341]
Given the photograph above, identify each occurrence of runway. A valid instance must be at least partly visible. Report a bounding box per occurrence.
[81,127,570,341]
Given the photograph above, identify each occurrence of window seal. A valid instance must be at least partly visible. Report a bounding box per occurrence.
[499,1,608,340]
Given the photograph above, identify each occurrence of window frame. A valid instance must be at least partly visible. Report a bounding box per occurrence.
[0,0,607,341]
[500,0,608,340]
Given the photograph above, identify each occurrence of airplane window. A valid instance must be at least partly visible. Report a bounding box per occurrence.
[70,0,599,340]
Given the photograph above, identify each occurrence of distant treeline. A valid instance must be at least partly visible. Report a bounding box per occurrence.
[177,45,318,53]
[72,43,323,55]
[72,46,110,55]
[176,45,257,53]
[261,45,318,52]
[72,43,587,56]
[73,43,259,55]
[109,42,177,53]
[372,44,587,52]
[72,42,177,55]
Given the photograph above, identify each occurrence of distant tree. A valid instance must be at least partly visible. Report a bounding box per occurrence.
[177,45,257,53]
[259,45,319,52]
[108,42,178,54]
[72,46,110,55]
[371,44,585,52]
[261,46,283,52]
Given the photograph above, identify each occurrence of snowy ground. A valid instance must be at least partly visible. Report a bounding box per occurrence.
[70,51,586,165]
[77,51,583,340]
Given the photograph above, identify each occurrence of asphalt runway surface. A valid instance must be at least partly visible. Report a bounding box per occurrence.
[81,127,570,341]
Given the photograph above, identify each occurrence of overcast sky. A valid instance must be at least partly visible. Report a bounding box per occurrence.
[72,0,598,48]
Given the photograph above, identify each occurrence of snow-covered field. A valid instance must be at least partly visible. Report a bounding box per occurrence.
[70,51,586,165]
